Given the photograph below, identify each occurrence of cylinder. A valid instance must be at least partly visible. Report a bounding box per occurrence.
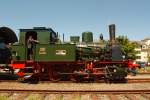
[109,24,115,42]
[82,32,93,43]
[70,36,80,43]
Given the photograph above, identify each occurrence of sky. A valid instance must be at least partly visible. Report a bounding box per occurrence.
[0,0,150,41]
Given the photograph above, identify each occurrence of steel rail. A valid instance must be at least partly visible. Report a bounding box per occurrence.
[127,78,150,83]
[1,78,150,83]
[0,89,150,94]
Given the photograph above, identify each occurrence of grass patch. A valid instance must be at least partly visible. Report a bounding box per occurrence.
[0,96,8,100]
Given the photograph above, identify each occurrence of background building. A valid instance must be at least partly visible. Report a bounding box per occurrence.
[134,38,150,63]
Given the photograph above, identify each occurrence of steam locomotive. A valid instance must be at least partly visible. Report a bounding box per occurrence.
[0,24,128,83]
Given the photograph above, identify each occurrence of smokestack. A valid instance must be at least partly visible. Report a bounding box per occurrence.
[109,24,115,43]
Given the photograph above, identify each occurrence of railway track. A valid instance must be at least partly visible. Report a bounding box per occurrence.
[127,78,150,83]
[0,79,150,99]
[1,78,150,83]
[0,89,150,94]
[0,89,150,100]
[138,72,150,75]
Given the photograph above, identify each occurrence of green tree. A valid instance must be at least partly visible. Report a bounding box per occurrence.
[116,35,137,60]
[148,54,150,62]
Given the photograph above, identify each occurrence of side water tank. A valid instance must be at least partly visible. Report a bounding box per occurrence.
[82,32,93,43]
[70,36,80,43]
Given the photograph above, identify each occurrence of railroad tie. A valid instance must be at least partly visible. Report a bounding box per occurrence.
[124,94,137,100]
[141,93,150,99]
[108,94,119,100]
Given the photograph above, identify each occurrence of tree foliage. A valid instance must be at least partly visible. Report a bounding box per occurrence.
[116,35,137,60]
[148,54,150,62]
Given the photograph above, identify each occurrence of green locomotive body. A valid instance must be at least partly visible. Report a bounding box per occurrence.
[11,44,25,61]
[0,25,128,83]
[35,44,76,62]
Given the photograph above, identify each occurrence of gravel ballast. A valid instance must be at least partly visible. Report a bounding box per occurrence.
[0,82,150,91]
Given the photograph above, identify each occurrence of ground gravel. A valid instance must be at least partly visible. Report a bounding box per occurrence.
[0,82,150,91]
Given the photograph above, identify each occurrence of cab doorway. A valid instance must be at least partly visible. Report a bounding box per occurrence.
[25,31,37,60]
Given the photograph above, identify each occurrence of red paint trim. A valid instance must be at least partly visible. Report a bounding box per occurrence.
[12,60,128,67]
[11,63,25,69]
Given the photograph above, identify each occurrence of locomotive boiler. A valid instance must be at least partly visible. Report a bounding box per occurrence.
[0,24,128,83]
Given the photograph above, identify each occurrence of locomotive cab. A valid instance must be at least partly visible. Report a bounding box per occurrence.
[11,27,58,62]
